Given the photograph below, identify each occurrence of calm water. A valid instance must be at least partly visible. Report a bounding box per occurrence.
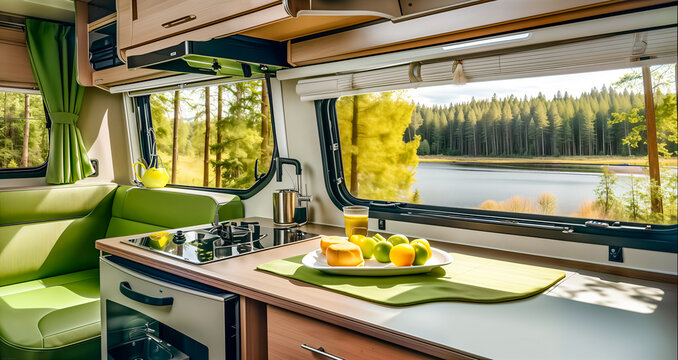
[414,162,656,215]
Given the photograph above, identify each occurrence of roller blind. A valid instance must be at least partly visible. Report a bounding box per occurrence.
[296,27,677,101]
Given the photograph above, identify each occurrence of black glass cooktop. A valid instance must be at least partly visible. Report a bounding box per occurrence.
[123,221,319,264]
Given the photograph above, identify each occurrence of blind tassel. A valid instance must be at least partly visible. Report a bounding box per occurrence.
[452,60,467,85]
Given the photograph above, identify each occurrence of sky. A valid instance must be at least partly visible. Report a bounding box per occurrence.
[407,68,632,107]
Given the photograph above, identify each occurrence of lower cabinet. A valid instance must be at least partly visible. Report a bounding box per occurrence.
[267,305,433,360]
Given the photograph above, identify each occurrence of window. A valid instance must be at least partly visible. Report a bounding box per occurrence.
[317,62,677,251]
[335,65,677,225]
[0,89,48,172]
[142,79,274,191]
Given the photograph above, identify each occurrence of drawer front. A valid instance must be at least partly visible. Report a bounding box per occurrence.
[130,0,277,46]
[267,305,434,360]
[100,257,230,360]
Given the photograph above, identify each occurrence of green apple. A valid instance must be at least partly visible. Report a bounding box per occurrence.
[412,242,430,265]
[387,234,409,246]
[410,238,432,260]
[373,241,393,263]
[359,237,377,259]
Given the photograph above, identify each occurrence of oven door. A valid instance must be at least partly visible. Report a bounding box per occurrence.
[100,255,239,360]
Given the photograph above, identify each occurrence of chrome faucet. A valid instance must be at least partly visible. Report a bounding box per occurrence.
[128,323,156,340]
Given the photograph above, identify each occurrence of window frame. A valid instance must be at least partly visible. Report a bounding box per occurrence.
[136,76,278,199]
[0,97,50,179]
[315,98,678,253]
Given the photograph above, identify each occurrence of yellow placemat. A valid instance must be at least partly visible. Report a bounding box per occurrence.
[257,252,566,306]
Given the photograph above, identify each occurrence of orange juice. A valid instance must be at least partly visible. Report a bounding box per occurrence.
[344,214,368,237]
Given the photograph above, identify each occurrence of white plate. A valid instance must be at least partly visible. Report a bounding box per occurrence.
[301,248,453,276]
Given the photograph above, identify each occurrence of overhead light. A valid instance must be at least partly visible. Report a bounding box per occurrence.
[442,32,531,52]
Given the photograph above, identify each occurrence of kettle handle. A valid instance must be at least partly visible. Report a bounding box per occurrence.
[133,162,147,183]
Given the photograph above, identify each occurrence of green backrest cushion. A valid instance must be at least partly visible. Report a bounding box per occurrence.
[105,186,244,238]
[0,184,244,286]
[0,183,117,226]
[0,185,116,287]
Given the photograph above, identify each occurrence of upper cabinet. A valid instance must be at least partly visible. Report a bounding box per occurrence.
[116,0,281,57]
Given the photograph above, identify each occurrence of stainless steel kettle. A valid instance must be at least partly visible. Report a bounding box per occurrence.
[273,158,311,226]
[273,189,297,225]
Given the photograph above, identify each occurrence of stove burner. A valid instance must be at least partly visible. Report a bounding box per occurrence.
[123,221,319,264]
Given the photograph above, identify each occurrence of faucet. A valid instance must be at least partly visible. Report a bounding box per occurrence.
[128,323,156,340]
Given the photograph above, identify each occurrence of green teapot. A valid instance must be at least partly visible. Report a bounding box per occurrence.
[133,155,169,188]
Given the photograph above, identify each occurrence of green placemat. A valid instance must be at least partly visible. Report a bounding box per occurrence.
[257,252,566,306]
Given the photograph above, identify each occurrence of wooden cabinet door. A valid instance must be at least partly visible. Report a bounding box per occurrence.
[267,305,434,360]
[126,0,278,47]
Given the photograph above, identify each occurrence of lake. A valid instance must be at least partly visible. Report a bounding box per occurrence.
[413,162,665,216]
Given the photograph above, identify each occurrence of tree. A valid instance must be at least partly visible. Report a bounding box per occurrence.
[580,102,595,155]
[203,87,211,186]
[215,86,223,188]
[260,80,272,172]
[532,102,548,156]
[211,82,265,189]
[336,92,420,202]
[172,91,180,183]
[418,139,430,155]
[595,166,619,215]
[21,94,29,167]
[547,103,561,156]
[609,95,677,158]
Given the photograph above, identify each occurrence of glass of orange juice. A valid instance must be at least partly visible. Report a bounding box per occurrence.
[343,206,369,237]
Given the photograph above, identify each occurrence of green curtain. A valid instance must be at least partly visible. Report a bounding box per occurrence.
[25,18,93,184]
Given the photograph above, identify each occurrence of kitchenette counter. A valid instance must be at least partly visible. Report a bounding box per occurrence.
[96,217,677,359]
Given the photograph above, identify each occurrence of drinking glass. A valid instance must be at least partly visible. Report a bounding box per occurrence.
[343,206,369,237]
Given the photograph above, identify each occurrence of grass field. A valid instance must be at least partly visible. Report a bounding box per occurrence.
[419,155,678,167]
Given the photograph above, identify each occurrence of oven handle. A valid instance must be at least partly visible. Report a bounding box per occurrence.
[119,281,174,306]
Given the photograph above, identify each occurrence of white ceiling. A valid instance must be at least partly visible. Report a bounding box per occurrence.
[0,0,75,23]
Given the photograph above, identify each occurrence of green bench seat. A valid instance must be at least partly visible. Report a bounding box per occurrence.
[0,183,243,359]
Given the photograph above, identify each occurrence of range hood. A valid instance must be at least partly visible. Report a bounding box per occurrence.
[126,35,289,77]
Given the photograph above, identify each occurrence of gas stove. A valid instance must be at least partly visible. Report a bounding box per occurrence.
[123,221,320,264]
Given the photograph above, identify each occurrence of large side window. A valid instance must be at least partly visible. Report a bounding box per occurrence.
[316,51,677,251]
[140,79,274,191]
[0,89,49,174]
[334,65,677,226]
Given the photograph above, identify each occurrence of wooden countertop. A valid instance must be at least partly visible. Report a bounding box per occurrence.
[96,218,677,359]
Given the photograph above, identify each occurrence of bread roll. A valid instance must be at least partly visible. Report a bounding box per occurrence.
[326,243,364,267]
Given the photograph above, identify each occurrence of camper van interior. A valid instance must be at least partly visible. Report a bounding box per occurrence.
[0,0,676,359]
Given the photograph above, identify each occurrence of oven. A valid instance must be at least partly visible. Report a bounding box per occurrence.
[100,255,239,360]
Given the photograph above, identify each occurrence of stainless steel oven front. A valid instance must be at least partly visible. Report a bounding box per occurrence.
[100,256,239,360]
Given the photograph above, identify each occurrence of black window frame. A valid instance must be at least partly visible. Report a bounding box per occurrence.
[135,76,278,199]
[315,98,678,253]
[0,100,50,179]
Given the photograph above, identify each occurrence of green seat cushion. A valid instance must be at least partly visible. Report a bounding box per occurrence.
[0,184,117,226]
[0,269,100,349]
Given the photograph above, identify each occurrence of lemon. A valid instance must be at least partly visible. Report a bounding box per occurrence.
[410,238,432,260]
[359,237,377,259]
[412,242,430,265]
[390,243,415,267]
[387,234,409,246]
[149,231,169,249]
[349,234,365,246]
[373,241,393,263]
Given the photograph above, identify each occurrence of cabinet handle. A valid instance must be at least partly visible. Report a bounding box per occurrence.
[300,344,344,360]
[119,281,174,306]
[162,15,196,28]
